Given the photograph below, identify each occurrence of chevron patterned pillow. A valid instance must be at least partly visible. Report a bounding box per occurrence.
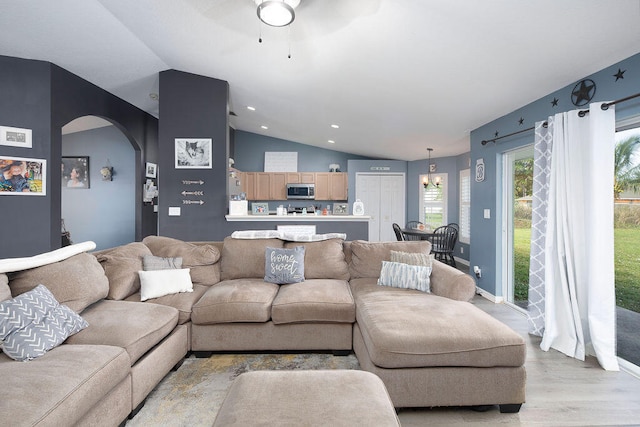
[0,284,88,361]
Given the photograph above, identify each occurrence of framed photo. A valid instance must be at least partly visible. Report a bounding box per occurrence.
[146,162,157,178]
[62,156,90,189]
[0,156,46,195]
[0,126,32,148]
[429,163,437,173]
[251,202,269,215]
[175,138,212,169]
[333,203,349,215]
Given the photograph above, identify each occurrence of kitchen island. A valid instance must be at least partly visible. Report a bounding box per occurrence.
[225,214,371,240]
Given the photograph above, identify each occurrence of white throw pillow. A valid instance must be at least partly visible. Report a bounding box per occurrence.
[377,261,432,293]
[138,268,193,301]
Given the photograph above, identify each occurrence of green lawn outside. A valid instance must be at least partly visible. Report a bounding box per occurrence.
[513,227,640,313]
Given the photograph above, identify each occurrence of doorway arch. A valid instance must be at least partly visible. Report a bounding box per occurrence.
[61,116,137,250]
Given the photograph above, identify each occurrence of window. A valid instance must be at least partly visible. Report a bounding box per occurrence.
[459,169,470,244]
[419,173,447,229]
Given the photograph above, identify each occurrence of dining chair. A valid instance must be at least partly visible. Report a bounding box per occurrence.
[430,225,458,267]
[447,222,459,232]
[392,223,405,241]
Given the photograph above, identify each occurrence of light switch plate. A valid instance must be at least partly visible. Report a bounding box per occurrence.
[484,209,491,219]
[168,207,181,216]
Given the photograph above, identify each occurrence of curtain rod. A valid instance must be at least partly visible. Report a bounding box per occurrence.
[481,92,640,146]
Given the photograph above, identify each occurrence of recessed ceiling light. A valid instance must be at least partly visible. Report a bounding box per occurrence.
[247,106,256,111]
[330,124,339,129]
[328,140,335,144]
[261,125,269,130]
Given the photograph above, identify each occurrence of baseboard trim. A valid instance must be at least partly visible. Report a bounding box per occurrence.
[476,287,504,304]
[618,357,640,379]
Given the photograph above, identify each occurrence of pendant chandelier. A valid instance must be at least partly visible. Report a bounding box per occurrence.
[423,148,441,189]
[255,0,300,27]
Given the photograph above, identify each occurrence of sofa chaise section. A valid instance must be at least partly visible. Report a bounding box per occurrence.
[0,344,131,427]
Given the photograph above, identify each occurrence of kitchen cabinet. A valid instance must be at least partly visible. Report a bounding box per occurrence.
[242,172,256,200]
[314,172,347,201]
[270,173,287,200]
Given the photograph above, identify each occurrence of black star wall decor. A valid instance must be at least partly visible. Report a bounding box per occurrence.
[494,131,499,138]
[518,117,524,125]
[614,68,626,81]
[551,97,559,107]
[571,79,596,106]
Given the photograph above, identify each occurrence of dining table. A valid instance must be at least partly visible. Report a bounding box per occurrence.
[400,228,434,241]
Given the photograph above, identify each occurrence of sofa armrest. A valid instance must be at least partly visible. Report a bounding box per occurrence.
[429,260,476,301]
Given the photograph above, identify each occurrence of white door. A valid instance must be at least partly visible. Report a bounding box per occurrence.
[356,173,405,241]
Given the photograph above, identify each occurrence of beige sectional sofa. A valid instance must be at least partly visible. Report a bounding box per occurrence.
[0,234,526,427]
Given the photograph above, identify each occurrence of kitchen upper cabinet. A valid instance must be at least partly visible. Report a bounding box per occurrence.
[242,172,256,200]
[314,172,347,201]
[255,173,271,200]
[240,171,347,201]
[270,173,287,200]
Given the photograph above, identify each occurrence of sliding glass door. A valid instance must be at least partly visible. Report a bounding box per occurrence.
[501,146,534,310]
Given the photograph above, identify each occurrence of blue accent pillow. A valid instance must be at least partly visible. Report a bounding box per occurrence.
[0,284,88,361]
[264,246,305,285]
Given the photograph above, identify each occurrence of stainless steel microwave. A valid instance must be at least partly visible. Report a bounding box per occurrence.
[286,183,315,199]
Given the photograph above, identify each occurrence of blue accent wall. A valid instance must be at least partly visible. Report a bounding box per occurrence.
[234,130,370,172]
[470,52,640,297]
[62,125,135,250]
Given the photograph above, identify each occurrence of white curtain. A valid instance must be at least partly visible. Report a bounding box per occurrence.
[527,102,618,371]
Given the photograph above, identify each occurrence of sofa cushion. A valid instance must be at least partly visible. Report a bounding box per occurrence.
[349,240,431,279]
[138,268,193,301]
[271,279,355,325]
[0,274,10,302]
[96,242,152,300]
[355,290,526,369]
[0,344,130,427]
[8,252,109,313]
[143,254,183,270]
[0,285,88,361]
[220,237,284,280]
[143,236,220,285]
[390,250,433,267]
[284,238,350,280]
[65,300,179,365]
[378,261,431,293]
[264,246,305,284]
[192,279,279,324]
[126,284,209,324]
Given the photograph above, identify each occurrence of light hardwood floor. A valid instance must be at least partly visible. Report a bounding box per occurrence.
[397,295,640,426]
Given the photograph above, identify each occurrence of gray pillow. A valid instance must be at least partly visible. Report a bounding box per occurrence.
[0,274,11,302]
[143,254,183,271]
[0,284,88,361]
[264,246,305,285]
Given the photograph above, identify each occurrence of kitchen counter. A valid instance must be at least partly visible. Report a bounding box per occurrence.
[225,214,370,222]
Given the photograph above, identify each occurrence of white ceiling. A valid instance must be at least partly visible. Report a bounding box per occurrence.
[2,0,640,160]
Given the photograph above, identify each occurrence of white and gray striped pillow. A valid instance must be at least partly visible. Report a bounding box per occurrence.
[377,261,431,293]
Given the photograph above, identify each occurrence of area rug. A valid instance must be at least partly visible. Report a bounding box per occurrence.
[125,353,360,426]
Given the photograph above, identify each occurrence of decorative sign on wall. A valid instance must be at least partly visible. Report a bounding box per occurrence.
[0,126,32,148]
[264,151,297,172]
[475,158,485,182]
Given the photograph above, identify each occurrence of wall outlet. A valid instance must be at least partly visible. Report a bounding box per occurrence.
[460,247,464,254]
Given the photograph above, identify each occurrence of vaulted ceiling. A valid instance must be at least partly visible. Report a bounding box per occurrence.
[1,0,639,160]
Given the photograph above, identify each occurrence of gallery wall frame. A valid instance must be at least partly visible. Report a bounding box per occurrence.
[175,138,212,169]
[62,156,90,189]
[0,125,32,148]
[0,155,46,195]
[146,162,157,178]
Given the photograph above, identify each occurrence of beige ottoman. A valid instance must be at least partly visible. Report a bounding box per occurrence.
[212,370,400,427]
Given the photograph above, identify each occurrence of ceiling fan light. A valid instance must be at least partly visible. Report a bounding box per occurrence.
[257,1,296,27]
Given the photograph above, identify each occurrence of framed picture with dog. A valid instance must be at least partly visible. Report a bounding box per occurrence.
[175,138,212,169]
